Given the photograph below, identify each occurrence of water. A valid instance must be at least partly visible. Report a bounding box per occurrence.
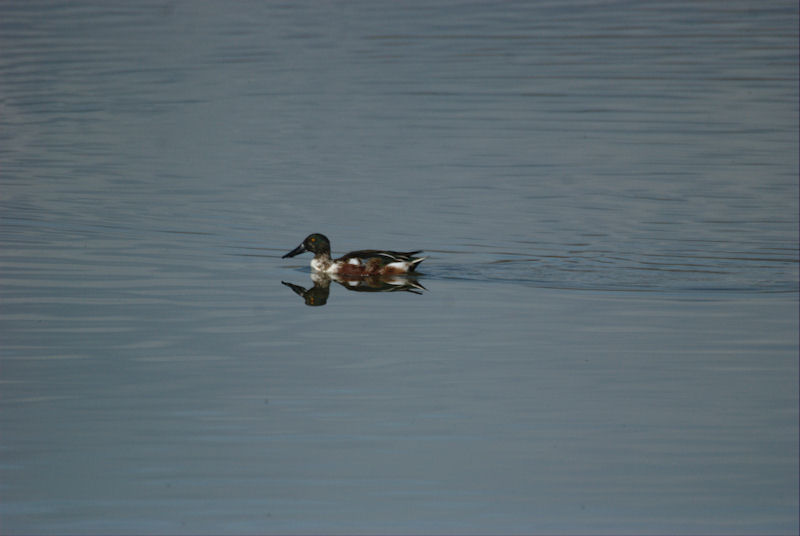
[1,1,797,534]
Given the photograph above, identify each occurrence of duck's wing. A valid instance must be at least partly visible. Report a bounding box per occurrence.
[339,250,423,263]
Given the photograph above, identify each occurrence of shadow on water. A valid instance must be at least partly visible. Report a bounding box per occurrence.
[282,272,426,306]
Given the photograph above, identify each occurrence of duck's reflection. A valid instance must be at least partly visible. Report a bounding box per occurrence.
[282,272,426,306]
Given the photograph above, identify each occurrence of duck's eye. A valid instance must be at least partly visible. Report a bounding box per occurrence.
[310,237,316,242]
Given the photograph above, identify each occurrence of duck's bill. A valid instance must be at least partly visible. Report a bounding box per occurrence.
[282,244,306,258]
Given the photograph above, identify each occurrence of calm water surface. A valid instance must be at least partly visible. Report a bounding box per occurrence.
[1,1,798,534]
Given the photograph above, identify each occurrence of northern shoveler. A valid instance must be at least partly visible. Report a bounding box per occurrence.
[282,233,426,276]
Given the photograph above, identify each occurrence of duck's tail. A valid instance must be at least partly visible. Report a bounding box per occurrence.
[408,255,427,272]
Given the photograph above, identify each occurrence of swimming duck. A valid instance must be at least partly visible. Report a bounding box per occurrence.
[282,233,426,276]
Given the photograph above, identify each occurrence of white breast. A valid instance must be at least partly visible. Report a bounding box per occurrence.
[310,257,334,273]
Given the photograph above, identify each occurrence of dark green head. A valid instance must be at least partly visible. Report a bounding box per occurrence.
[282,233,331,258]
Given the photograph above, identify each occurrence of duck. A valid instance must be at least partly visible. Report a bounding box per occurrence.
[282,233,426,276]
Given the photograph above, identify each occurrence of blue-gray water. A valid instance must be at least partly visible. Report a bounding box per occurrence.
[1,1,797,534]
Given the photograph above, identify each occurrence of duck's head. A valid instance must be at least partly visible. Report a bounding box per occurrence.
[282,233,331,258]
